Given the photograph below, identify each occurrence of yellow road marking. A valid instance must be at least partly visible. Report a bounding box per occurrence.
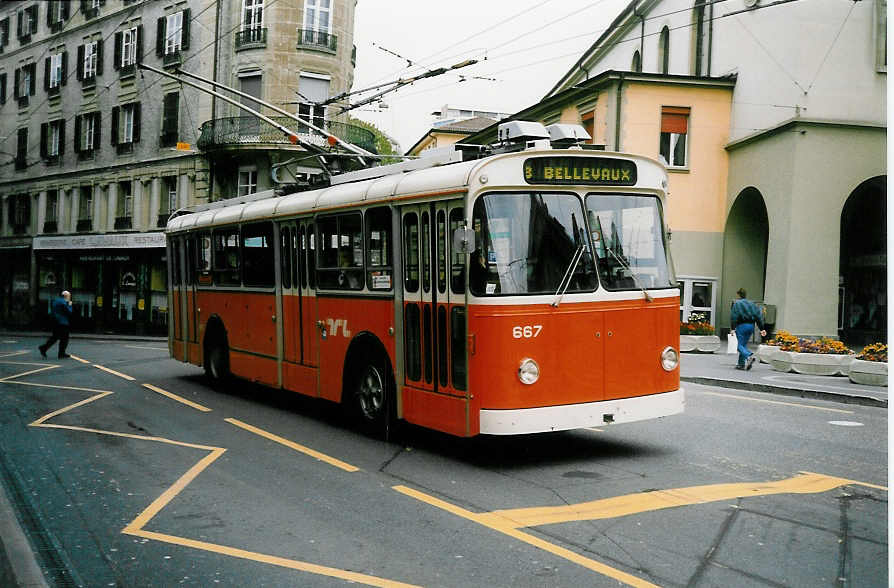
[225,418,359,472]
[0,365,59,381]
[800,471,888,491]
[394,485,659,588]
[700,390,854,413]
[93,364,136,381]
[30,391,115,426]
[125,345,168,351]
[143,383,211,412]
[0,351,28,359]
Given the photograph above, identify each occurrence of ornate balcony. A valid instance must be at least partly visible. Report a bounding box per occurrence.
[235,28,267,50]
[297,28,337,53]
[197,116,377,154]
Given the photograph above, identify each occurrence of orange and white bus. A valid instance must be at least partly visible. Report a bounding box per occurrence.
[166,123,684,436]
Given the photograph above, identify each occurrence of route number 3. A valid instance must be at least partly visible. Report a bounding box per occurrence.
[512,325,542,339]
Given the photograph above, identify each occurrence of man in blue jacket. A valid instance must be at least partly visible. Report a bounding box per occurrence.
[730,287,767,370]
[39,290,73,359]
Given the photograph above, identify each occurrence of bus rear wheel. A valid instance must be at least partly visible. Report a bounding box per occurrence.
[204,341,230,387]
[351,358,393,437]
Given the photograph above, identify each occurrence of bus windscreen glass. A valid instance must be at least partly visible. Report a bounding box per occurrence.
[471,192,597,295]
[586,194,674,291]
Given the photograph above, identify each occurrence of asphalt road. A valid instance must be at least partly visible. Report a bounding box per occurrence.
[0,337,887,587]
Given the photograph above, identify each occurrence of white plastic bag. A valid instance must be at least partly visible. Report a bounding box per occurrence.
[727,330,738,354]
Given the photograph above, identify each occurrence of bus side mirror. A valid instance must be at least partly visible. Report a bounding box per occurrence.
[452,226,476,253]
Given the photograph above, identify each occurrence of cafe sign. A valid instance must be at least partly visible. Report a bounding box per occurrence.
[33,232,166,250]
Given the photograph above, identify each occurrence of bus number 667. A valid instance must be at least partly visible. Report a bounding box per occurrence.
[512,325,543,339]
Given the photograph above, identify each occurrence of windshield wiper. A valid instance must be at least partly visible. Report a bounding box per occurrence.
[551,244,585,308]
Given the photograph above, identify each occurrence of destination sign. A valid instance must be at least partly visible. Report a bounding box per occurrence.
[523,156,637,186]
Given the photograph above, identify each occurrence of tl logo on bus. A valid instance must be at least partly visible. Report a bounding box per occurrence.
[323,318,352,339]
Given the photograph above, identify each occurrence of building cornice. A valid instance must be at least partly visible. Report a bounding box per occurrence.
[725,117,887,151]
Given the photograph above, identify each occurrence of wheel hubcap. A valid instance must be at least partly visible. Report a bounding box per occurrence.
[357,366,384,420]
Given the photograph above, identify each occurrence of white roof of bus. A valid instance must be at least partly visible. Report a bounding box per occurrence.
[166,150,667,233]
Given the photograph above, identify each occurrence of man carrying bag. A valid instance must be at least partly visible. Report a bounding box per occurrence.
[730,288,766,370]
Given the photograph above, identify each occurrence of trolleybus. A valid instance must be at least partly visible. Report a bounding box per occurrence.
[166,122,684,436]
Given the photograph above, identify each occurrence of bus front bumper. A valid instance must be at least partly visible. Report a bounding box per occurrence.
[479,388,685,435]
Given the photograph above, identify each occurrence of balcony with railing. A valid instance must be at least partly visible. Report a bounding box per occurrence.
[197,116,377,154]
[235,27,267,51]
[297,28,337,53]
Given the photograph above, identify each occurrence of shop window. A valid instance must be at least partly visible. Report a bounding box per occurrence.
[365,207,392,290]
[213,227,241,286]
[317,213,363,289]
[659,106,689,168]
[241,222,274,287]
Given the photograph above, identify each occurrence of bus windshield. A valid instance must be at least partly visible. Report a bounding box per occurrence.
[585,194,674,291]
[471,192,597,296]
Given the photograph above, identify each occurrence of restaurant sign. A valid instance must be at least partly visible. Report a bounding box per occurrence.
[33,232,166,250]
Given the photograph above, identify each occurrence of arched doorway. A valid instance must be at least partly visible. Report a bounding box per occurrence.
[721,188,769,331]
[840,176,886,345]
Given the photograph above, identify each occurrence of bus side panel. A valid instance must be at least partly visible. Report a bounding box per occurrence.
[171,290,182,345]
[282,362,317,397]
[316,297,395,403]
[282,293,300,364]
[401,385,469,437]
[302,294,318,367]
[603,303,679,400]
[186,290,200,364]
[230,350,278,388]
[171,339,184,362]
[230,293,277,358]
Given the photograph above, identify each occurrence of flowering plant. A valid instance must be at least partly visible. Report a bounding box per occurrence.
[856,343,887,363]
[771,333,854,355]
[681,312,714,335]
[767,330,797,347]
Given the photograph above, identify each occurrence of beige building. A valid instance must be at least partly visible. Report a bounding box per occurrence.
[0,0,368,334]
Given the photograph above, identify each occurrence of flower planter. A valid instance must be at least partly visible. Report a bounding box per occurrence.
[680,335,721,353]
[848,359,888,387]
[769,350,855,376]
[757,344,779,364]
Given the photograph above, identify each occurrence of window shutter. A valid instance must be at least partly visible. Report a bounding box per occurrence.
[44,57,50,91]
[16,11,22,39]
[80,1,88,14]
[17,128,27,161]
[660,106,690,135]
[29,63,36,95]
[156,17,165,57]
[61,52,68,86]
[111,105,119,145]
[46,2,54,28]
[58,120,65,155]
[74,114,81,153]
[13,68,19,99]
[30,6,38,34]
[113,32,121,70]
[136,25,143,63]
[62,2,70,21]
[0,73,6,104]
[133,102,141,142]
[94,112,101,147]
[163,92,179,134]
[77,44,84,80]
[181,9,190,50]
[40,122,48,159]
[96,39,104,75]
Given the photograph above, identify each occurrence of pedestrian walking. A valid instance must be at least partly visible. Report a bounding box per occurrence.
[730,288,766,370]
[39,290,73,359]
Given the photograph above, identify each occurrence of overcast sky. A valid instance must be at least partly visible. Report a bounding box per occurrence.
[350,0,631,153]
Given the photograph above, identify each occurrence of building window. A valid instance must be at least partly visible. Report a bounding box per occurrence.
[78,39,102,84]
[77,185,93,232]
[41,119,65,161]
[238,168,257,196]
[112,102,141,152]
[157,10,190,62]
[46,52,67,92]
[48,1,70,33]
[115,26,142,75]
[631,50,641,72]
[0,73,6,104]
[82,0,103,20]
[75,111,101,155]
[659,106,689,168]
[242,0,264,31]
[11,194,30,234]
[301,0,335,50]
[581,111,595,144]
[45,189,58,233]
[15,127,27,169]
[693,1,707,76]
[160,92,179,147]
[14,62,36,106]
[658,26,670,74]
[297,73,329,128]
[16,6,38,43]
[876,0,887,72]
[678,278,716,325]
[0,18,9,50]
[115,181,133,229]
[159,176,177,227]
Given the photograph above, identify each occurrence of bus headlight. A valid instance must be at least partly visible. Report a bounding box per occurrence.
[661,347,679,371]
[518,358,540,385]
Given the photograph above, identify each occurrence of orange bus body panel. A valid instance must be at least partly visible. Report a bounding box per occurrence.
[468,298,679,412]
[282,295,301,364]
[283,361,318,397]
[230,350,278,387]
[171,339,183,361]
[401,385,468,437]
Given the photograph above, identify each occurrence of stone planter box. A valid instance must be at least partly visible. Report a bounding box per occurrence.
[848,359,888,386]
[680,335,721,353]
[757,344,779,364]
[769,350,855,376]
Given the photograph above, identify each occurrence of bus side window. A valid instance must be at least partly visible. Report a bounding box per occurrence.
[437,209,447,294]
[449,208,465,294]
[242,222,275,288]
[366,207,392,291]
[197,231,212,285]
[317,213,363,290]
[421,212,431,293]
[171,239,181,286]
[280,225,292,290]
[186,236,197,285]
[307,222,315,289]
[403,213,419,292]
[213,227,241,286]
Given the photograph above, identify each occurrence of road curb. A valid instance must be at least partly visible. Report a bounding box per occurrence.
[681,376,888,408]
[0,470,49,588]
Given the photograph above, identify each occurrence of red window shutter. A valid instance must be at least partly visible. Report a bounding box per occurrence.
[661,106,690,134]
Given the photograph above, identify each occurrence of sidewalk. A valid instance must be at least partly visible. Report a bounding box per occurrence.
[0,331,166,344]
[681,348,887,408]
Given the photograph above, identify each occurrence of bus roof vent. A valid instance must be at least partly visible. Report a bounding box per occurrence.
[546,123,591,148]
[497,121,550,144]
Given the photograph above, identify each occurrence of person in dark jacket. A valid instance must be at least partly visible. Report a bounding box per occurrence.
[730,287,766,370]
[39,290,73,359]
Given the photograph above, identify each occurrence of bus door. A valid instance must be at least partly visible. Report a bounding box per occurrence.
[400,201,468,434]
[184,234,201,364]
[278,223,299,368]
[298,220,319,369]
[169,236,187,361]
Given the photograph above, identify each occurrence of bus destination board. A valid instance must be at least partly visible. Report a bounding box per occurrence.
[523,156,637,186]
